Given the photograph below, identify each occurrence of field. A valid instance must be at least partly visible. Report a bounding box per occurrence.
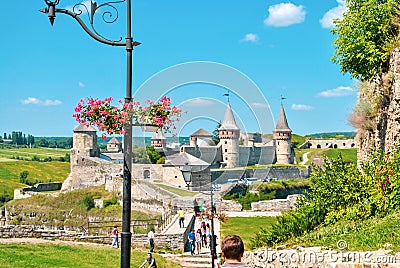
[0,147,69,161]
[0,161,69,195]
[0,243,179,268]
[0,147,70,203]
[220,216,276,250]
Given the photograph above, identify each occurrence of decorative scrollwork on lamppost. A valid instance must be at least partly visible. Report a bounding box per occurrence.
[40,1,141,267]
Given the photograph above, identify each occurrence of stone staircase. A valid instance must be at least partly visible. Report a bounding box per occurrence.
[163,253,212,268]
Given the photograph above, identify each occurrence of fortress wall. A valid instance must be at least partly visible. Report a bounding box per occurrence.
[308,139,357,149]
[212,166,310,183]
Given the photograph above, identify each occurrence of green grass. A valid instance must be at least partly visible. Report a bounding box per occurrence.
[0,160,70,199]
[292,212,400,252]
[295,148,357,165]
[0,147,69,161]
[155,184,198,197]
[0,243,179,268]
[220,216,277,250]
[7,186,159,231]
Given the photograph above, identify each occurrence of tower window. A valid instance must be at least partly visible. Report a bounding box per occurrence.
[225,149,227,152]
[225,141,227,144]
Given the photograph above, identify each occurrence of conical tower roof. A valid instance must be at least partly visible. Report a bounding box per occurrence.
[74,124,97,132]
[219,101,239,130]
[108,137,121,144]
[191,128,213,137]
[274,105,291,132]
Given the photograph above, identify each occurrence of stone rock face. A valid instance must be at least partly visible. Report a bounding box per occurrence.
[218,200,242,212]
[251,194,301,212]
[357,48,400,162]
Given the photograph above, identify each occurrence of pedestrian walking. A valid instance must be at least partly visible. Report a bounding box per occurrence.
[188,229,196,255]
[110,225,119,248]
[178,208,185,228]
[195,229,202,254]
[148,228,155,253]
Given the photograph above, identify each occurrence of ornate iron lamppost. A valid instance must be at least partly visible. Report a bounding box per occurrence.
[40,1,141,267]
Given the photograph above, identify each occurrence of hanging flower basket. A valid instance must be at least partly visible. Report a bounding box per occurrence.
[72,96,182,139]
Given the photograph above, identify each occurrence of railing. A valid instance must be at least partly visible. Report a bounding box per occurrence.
[83,208,177,235]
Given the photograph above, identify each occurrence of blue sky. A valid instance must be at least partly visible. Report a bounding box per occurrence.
[0,0,357,137]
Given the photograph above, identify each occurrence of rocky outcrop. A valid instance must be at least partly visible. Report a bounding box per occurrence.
[356,48,400,163]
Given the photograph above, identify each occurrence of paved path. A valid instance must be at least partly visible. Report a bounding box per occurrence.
[300,151,310,165]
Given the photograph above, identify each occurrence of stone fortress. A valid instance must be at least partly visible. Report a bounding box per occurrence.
[180,101,295,168]
[60,101,298,195]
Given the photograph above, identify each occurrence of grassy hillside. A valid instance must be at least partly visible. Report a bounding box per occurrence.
[7,186,159,233]
[0,147,70,206]
[295,148,357,165]
[220,216,277,250]
[0,243,179,268]
[0,161,69,196]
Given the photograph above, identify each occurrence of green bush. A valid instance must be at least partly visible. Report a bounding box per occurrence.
[81,195,95,210]
[103,196,118,208]
[251,149,400,248]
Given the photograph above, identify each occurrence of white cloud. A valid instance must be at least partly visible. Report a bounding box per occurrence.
[21,97,62,106]
[292,104,313,111]
[241,33,259,43]
[43,99,62,106]
[78,81,85,88]
[184,98,214,106]
[317,86,355,97]
[251,102,270,109]
[320,0,346,28]
[21,97,40,105]
[264,3,306,27]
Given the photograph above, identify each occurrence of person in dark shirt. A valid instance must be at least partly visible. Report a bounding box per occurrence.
[146,253,157,268]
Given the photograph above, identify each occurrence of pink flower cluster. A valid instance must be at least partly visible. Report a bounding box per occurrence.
[72,96,182,139]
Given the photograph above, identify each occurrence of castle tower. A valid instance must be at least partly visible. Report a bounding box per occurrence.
[190,128,213,146]
[219,101,240,168]
[151,130,167,149]
[107,137,122,152]
[70,124,100,166]
[273,105,293,164]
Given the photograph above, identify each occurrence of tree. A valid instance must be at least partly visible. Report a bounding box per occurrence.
[36,137,49,147]
[212,121,221,145]
[146,146,161,164]
[331,0,399,80]
[133,147,151,163]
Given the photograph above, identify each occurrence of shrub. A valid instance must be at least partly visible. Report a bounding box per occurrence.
[251,149,400,248]
[81,195,95,210]
[103,196,118,208]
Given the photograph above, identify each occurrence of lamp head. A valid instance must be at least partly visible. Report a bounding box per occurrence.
[41,0,60,26]
[181,162,192,186]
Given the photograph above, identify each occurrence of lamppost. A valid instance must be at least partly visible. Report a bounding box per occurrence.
[181,162,192,191]
[180,164,216,268]
[40,1,141,267]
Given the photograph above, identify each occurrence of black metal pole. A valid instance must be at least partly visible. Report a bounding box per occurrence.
[210,175,215,268]
[121,0,133,267]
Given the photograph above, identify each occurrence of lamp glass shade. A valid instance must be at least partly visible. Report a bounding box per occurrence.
[181,164,192,184]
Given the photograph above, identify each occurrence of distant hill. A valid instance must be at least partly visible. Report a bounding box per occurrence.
[306,132,356,139]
